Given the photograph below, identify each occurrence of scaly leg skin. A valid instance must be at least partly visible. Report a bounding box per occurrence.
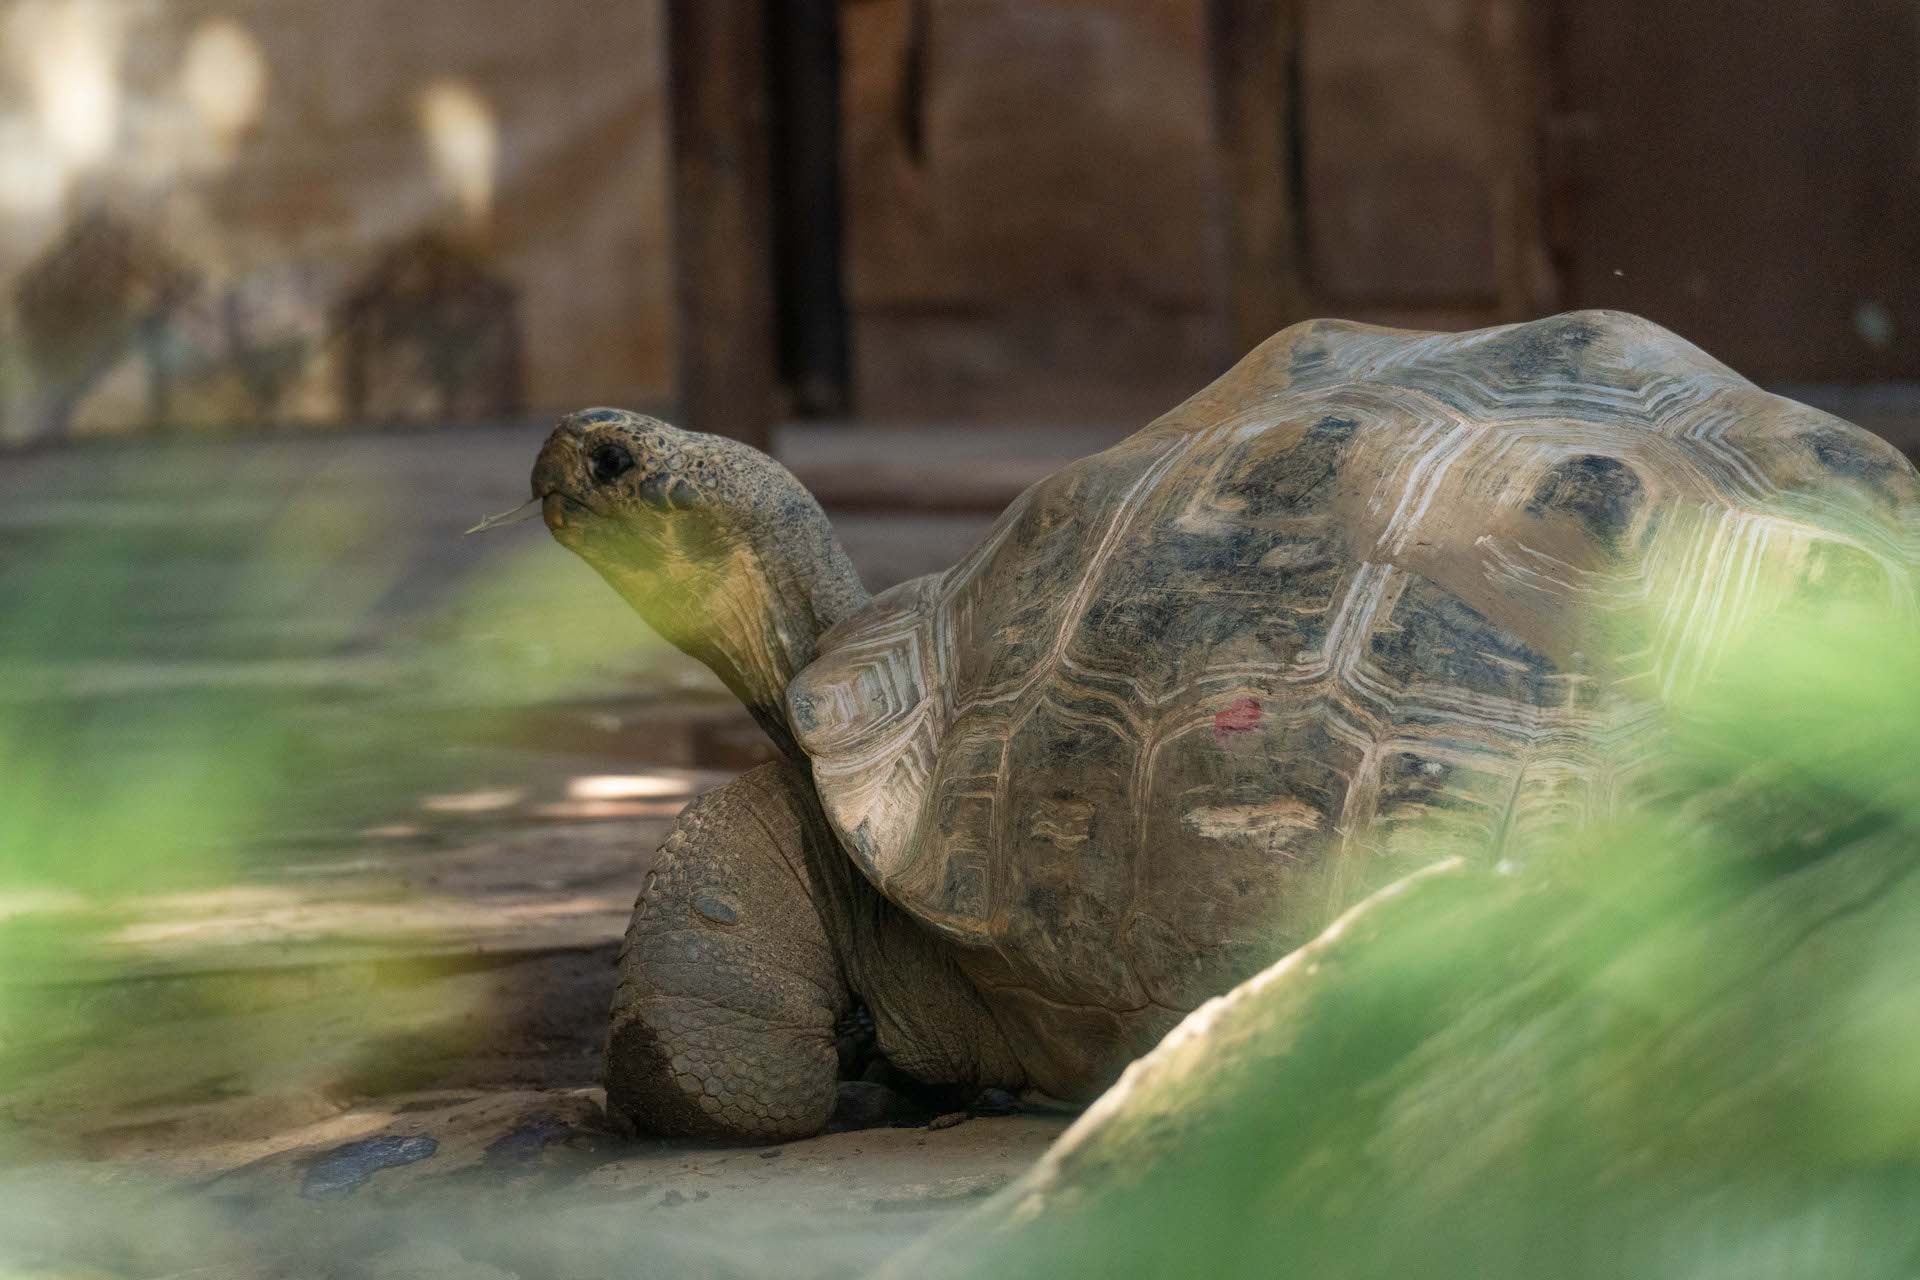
[608,759,1028,1142]
[606,762,851,1142]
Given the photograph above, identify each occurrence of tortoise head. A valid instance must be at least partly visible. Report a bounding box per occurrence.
[531,408,750,577]
[531,407,869,756]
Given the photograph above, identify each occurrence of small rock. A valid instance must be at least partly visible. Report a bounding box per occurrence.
[300,1134,439,1200]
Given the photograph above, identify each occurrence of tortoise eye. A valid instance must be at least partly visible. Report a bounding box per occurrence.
[589,443,634,485]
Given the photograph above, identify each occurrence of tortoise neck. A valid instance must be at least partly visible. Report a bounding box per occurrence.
[653,465,869,762]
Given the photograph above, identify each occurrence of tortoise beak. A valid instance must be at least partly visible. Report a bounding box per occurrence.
[531,424,586,533]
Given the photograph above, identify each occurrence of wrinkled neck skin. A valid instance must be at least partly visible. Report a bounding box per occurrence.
[576,464,868,762]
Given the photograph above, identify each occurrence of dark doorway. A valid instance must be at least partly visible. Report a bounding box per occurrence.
[1549,0,1920,383]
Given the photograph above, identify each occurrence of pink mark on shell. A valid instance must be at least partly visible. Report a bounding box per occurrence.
[1212,698,1263,745]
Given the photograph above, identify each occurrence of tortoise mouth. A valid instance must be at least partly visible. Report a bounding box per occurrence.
[541,491,580,532]
[544,493,664,576]
[530,426,605,541]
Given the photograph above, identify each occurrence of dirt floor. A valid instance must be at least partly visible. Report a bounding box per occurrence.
[0,422,1096,1279]
[2,918,1070,1277]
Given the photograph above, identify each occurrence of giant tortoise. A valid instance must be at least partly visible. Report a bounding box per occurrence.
[528,311,1918,1142]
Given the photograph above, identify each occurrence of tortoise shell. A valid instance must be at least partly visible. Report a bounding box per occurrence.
[786,311,1918,1032]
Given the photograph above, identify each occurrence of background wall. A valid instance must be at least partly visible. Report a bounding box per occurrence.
[0,0,673,442]
[0,0,1912,444]
[841,0,1231,422]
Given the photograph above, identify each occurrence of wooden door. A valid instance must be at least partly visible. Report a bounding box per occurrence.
[1550,0,1920,382]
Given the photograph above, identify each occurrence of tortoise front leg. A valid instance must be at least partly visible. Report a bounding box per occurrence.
[606,762,851,1141]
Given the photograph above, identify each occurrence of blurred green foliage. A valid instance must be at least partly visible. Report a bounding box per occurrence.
[931,598,1920,1280]
[0,443,688,890]
[0,442,701,1104]
[1,529,280,894]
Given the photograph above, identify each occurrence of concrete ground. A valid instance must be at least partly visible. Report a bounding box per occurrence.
[0,421,1107,1279]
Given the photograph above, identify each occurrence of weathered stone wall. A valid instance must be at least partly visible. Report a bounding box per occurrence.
[842,0,1233,423]
[0,0,673,442]
[1299,0,1547,319]
[0,0,1549,441]
[839,0,1545,423]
